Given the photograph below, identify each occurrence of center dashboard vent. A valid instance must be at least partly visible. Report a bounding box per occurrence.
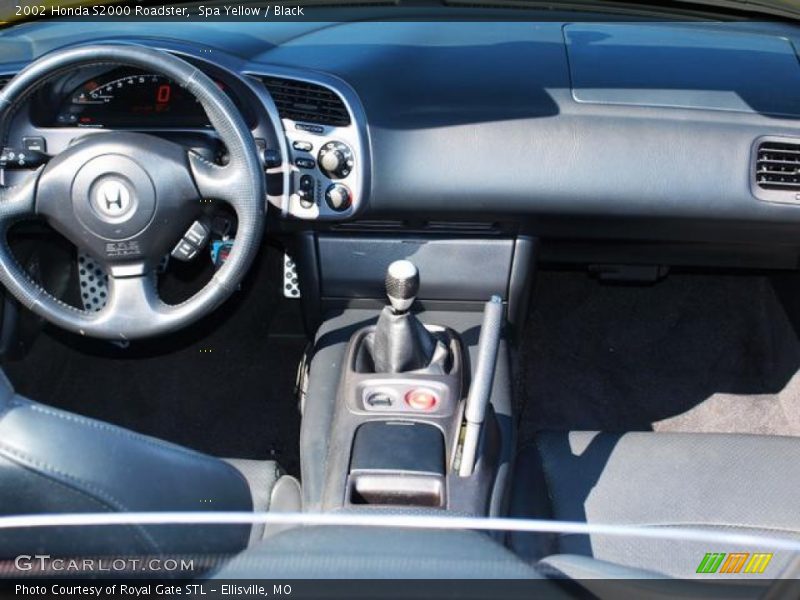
[262,77,351,128]
[755,140,800,191]
[0,75,15,90]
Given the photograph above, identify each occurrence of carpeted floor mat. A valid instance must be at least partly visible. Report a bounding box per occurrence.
[516,270,800,445]
[2,245,306,476]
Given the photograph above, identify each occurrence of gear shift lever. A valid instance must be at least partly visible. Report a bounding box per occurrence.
[370,261,449,374]
[385,260,420,314]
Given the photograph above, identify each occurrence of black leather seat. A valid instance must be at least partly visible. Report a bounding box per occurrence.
[0,370,293,557]
[510,431,800,579]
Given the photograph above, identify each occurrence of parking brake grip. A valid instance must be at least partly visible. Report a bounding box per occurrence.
[458,295,504,477]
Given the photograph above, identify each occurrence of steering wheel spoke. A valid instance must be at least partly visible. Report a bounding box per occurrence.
[0,169,39,225]
[188,151,246,209]
[94,270,161,337]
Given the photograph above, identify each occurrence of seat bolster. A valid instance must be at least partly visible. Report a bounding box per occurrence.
[513,432,800,578]
[0,393,254,556]
[0,368,17,409]
[223,458,285,543]
[507,440,558,560]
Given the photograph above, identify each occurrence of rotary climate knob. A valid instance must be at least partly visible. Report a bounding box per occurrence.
[317,141,354,179]
[325,183,352,212]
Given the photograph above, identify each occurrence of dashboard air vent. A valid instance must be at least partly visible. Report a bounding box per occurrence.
[262,77,351,128]
[755,140,800,191]
[0,75,14,90]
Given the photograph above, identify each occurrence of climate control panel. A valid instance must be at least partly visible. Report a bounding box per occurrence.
[285,133,360,218]
[259,72,368,221]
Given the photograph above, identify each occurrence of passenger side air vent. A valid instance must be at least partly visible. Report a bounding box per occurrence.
[0,75,15,90]
[262,77,351,128]
[755,140,800,191]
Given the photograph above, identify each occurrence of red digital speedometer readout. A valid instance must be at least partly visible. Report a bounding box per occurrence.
[156,84,172,105]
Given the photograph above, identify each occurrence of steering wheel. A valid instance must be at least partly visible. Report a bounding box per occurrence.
[0,45,266,340]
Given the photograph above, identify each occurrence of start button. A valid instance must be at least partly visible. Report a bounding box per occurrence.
[405,388,439,411]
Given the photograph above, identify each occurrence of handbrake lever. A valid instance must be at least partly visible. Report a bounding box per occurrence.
[458,295,504,477]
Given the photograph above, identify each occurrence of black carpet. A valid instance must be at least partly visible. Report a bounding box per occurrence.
[3,245,306,476]
[517,270,800,445]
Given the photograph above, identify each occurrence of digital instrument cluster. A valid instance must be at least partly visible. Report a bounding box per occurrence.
[50,68,233,129]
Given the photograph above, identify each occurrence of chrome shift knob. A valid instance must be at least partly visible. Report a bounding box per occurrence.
[385,260,419,313]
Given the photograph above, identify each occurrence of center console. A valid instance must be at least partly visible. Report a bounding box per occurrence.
[313,261,507,514]
[296,228,535,516]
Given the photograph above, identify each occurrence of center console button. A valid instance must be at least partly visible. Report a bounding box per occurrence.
[405,388,439,411]
[366,391,393,408]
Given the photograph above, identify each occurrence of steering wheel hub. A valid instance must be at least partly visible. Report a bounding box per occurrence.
[91,177,136,222]
[37,131,198,266]
[74,155,154,238]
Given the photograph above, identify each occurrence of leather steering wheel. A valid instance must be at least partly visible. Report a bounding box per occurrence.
[0,45,266,340]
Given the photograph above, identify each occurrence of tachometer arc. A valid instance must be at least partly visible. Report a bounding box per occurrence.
[72,73,173,105]
[56,69,215,128]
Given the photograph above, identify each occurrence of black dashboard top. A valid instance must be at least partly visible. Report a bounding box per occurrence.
[3,17,800,244]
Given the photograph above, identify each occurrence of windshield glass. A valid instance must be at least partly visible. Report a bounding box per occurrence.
[3,0,800,25]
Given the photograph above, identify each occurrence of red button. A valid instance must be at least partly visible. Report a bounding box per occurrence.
[405,388,438,411]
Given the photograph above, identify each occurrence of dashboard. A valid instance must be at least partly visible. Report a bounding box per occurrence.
[3,17,800,252]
